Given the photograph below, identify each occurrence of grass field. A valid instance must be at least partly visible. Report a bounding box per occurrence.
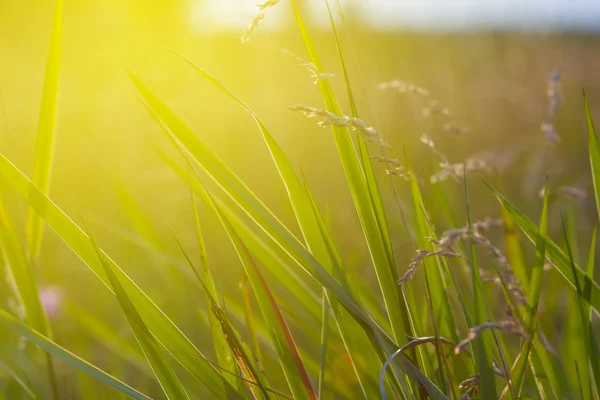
[0,0,599,399]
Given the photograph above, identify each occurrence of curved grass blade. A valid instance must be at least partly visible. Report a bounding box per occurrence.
[26,0,62,259]
[85,226,190,400]
[0,308,151,400]
[585,223,600,397]
[317,290,330,399]
[0,152,240,399]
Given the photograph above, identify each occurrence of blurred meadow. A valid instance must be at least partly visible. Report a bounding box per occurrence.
[1,0,600,399]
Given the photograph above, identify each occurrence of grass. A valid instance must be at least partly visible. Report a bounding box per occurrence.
[0,1,599,399]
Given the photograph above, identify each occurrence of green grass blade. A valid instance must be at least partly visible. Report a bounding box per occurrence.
[512,185,549,395]
[172,234,274,400]
[85,226,190,400]
[583,93,600,397]
[488,185,600,315]
[562,205,595,399]
[585,93,600,219]
[465,174,496,398]
[303,178,396,398]
[0,152,239,399]
[189,189,244,394]
[585,222,600,397]
[317,290,330,399]
[404,150,456,338]
[26,0,62,259]
[0,308,151,400]
[196,179,316,400]
[288,0,409,344]
[324,0,394,268]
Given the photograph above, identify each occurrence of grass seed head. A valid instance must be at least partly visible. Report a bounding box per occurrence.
[376,80,430,96]
[455,320,528,355]
[540,122,561,144]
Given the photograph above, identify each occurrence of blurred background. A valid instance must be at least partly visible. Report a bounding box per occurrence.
[0,0,599,397]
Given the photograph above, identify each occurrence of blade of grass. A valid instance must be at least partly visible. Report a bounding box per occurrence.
[288,0,410,345]
[85,225,190,400]
[562,206,593,398]
[465,173,496,398]
[405,148,457,340]
[585,92,600,219]
[512,185,549,396]
[0,308,151,400]
[189,187,244,394]
[195,177,316,400]
[171,233,274,400]
[0,151,240,399]
[26,0,62,259]
[303,176,395,398]
[317,289,330,399]
[240,274,262,367]
[584,223,600,397]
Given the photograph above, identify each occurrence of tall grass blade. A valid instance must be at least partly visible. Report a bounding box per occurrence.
[317,290,330,399]
[585,223,600,397]
[26,0,62,259]
[465,174,496,398]
[85,226,190,400]
[288,0,409,344]
[585,93,600,218]
[189,188,244,394]
[0,308,151,400]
